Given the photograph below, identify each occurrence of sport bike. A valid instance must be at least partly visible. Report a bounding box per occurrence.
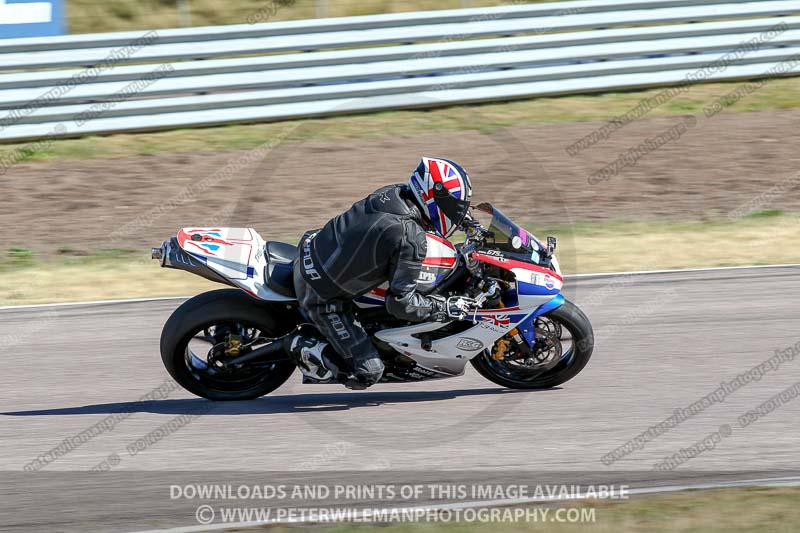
[152,203,594,400]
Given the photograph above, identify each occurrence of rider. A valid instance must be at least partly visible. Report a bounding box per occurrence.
[287,157,479,389]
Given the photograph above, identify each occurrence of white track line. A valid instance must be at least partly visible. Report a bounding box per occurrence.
[127,475,800,533]
[2,263,798,312]
[0,295,188,311]
[569,263,800,279]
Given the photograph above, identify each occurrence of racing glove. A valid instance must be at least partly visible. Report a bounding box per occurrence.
[429,295,481,322]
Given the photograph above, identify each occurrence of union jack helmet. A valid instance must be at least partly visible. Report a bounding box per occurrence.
[408,157,473,238]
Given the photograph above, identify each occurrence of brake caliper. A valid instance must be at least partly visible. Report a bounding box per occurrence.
[224,334,243,357]
[491,336,511,360]
[491,327,525,360]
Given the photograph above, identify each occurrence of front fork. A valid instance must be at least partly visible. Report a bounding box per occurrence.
[488,293,565,364]
[516,294,565,349]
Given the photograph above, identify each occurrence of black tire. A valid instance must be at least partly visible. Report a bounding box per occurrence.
[160,289,298,401]
[470,299,594,389]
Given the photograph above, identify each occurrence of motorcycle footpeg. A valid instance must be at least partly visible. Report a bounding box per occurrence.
[318,356,368,389]
[301,374,336,384]
[320,354,351,383]
[343,376,369,390]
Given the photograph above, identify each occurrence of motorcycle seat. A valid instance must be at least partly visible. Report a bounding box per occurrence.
[265,241,296,264]
[264,241,297,298]
[267,262,296,298]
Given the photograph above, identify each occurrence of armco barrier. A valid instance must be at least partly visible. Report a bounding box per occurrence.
[0,0,798,141]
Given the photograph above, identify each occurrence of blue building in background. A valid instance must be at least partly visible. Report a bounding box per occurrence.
[0,0,64,39]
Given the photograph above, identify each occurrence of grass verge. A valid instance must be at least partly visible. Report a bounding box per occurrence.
[1,212,797,306]
[3,76,800,163]
[273,487,800,533]
[66,0,561,34]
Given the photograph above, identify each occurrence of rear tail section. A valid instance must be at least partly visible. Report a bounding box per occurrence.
[152,236,233,287]
[152,227,295,301]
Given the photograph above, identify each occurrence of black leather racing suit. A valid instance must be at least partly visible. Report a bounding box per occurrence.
[293,184,444,385]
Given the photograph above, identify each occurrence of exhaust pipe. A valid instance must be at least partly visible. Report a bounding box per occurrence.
[222,340,289,367]
[150,237,233,287]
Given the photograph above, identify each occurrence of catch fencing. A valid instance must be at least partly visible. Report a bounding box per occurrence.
[1,0,799,141]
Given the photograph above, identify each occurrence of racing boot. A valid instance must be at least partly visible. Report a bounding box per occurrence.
[284,334,334,382]
[345,356,385,390]
[310,351,384,390]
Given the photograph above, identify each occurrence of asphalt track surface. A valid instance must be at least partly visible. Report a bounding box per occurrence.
[1,266,799,531]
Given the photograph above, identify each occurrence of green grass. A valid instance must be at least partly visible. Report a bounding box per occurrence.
[267,487,800,533]
[0,246,140,273]
[66,0,568,34]
[4,76,799,163]
[743,208,785,219]
[2,213,798,305]
[3,247,36,270]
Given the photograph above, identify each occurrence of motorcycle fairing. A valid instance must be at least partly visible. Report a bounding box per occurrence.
[374,247,565,372]
[472,252,563,299]
[175,227,293,301]
[472,251,565,349]
[516,294,566,348]
[374,302,547,376]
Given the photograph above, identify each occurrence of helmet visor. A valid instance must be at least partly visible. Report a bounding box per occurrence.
[433,182,470,235]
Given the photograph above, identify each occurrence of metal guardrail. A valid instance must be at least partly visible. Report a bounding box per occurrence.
[0,0,777,52]
[1,0,799,142]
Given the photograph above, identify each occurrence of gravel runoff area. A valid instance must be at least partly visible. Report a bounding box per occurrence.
[2,109,799,256]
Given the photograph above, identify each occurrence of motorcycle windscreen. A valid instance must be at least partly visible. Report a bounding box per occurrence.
[477,203,545,262]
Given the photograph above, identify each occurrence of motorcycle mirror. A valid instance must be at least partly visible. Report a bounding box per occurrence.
[547,236,557,256]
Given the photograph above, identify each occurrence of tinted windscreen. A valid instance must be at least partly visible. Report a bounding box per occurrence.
[485,205,537,255]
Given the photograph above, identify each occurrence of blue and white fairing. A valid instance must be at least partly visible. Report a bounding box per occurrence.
[373,205,566,377]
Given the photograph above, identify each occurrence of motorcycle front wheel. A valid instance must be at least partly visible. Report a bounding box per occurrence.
[470,299,594,389]
[160,289,297,401]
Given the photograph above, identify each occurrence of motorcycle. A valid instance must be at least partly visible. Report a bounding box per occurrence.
[151,203,594,400]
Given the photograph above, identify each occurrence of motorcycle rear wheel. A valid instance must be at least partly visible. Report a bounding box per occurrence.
[470,299,594,389]
[160,289,297,401]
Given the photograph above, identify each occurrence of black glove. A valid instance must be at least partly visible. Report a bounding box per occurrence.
[429,295,481,322]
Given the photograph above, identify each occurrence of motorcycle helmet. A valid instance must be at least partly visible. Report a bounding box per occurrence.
[407,157,473,237]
